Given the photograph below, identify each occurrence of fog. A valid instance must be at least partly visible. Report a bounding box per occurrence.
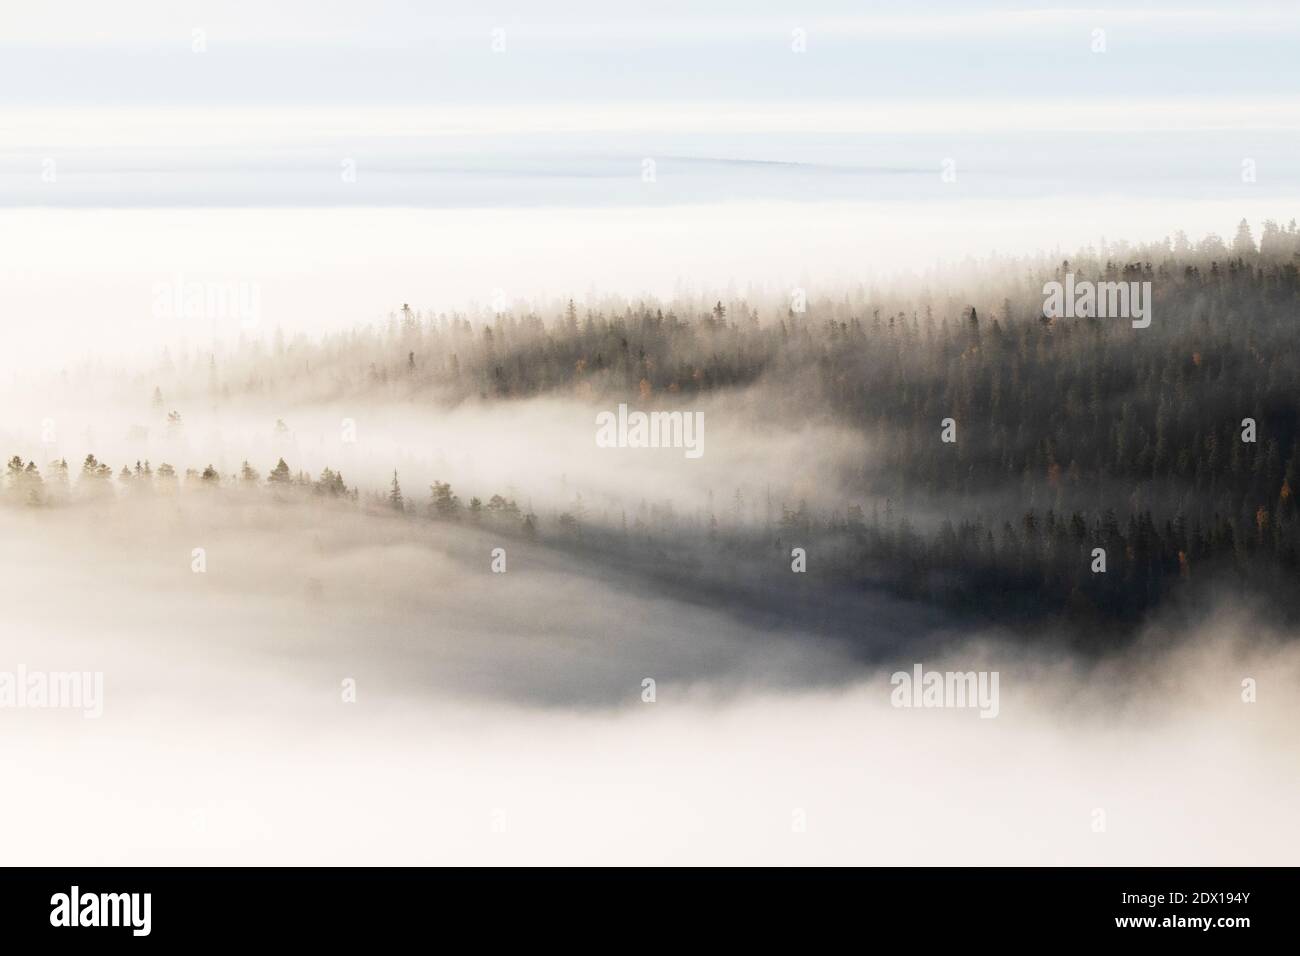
[0,391,871,521]
[2,480,1297,864]
[0,199,1289,371]
[5,220,1300,864]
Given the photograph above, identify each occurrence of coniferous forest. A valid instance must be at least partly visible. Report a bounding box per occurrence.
[9,221,1300,647]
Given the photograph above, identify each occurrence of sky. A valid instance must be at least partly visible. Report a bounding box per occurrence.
[5,1,1300,106]
[7,0,1300,198]
[0,1,1297,368]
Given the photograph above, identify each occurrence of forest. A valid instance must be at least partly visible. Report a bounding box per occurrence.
[10,218,1300,645]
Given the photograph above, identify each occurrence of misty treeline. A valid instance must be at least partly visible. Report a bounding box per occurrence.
[4,453,349,502]
[128,217,1300,407]
[1,452,546,534]
[19,218,1300,637]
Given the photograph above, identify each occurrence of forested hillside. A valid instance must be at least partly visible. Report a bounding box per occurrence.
[11,220,1300,642]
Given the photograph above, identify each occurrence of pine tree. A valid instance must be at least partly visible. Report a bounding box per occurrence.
[429,480,460,519]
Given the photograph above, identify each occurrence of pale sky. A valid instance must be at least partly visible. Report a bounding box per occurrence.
[4,1,1300,109]
[1,2,1297,369]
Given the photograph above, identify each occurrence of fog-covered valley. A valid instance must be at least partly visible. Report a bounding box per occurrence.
[3,492,1298,865]
[4,228,1300,863]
